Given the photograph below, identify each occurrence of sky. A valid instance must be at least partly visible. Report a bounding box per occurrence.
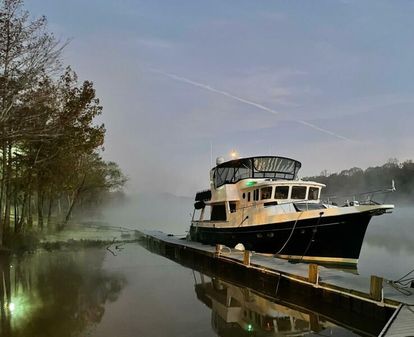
[27,0,414,196]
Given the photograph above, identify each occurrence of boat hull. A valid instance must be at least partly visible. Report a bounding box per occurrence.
[189,211,373,265]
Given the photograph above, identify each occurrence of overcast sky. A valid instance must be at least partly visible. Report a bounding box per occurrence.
[28,0,414,196]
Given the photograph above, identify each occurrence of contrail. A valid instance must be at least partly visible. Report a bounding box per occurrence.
[149,69,281,116]
[297,120,351,141]
[150,68,353,142]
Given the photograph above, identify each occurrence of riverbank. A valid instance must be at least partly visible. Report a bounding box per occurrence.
[0,223,142,255]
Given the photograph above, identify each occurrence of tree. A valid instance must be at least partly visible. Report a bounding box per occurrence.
[0,1,126,247]
[0,0,64,244]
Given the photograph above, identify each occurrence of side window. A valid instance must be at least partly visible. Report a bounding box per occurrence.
[242,193,246,199]
[254,189,259,201]
[229,202,236,213]
[211,204,226,220]
[291,186,307,200]
[203,206,211,220]
[247,192,251,202]
[261,187,272,200]
[274,186,289,199]
[308,187,319,200]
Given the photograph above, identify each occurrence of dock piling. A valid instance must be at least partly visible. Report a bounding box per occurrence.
[309,264,319,284]
[370,275,384,302]
[243,250,251,266]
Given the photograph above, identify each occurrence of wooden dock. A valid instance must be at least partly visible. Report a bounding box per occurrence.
[140,230,414,336]
[379,305,414,337]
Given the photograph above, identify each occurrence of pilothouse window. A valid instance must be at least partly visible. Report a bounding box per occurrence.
[261,187,272,200]
[274,186,289,199]
[291,186,307,200]
[308,187,319,200]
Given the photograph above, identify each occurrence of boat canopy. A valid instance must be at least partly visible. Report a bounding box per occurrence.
[211,156,302,188]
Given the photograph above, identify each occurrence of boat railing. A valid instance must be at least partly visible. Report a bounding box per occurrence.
[323,180,396,206]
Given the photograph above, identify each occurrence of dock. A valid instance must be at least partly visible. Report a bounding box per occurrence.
[140,230,414,337]
[379,304,414,337]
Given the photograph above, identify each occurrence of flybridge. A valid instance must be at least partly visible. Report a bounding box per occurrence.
[210,156,302,188]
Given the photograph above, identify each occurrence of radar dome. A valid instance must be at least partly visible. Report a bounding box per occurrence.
[216,156,225,165]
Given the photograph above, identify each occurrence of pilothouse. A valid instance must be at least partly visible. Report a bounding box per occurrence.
[189,156,394,266]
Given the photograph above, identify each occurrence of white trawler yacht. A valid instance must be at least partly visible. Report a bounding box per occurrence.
[189,156,394,266]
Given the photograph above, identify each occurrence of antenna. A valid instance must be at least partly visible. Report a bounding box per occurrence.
[210,141,213,168]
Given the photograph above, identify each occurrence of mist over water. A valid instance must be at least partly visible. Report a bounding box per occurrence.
[102,193,193,235]
[359,206,414,280]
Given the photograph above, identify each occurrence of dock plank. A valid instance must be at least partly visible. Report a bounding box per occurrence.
[381,305,414,337]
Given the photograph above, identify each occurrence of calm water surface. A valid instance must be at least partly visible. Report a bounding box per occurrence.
[0,207,413,337]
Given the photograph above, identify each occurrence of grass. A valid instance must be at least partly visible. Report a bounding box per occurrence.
[1,224,144,254]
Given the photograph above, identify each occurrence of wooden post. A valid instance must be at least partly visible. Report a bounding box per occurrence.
[370,275,383,301]
[309,313,321,332]
[243,250,251,266]
[309,264,319,284]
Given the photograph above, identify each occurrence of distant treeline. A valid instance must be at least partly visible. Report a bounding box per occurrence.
[305,159,414,204]
[0,0,126,246]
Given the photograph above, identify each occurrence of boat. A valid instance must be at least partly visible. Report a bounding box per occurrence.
[189,156,394,266]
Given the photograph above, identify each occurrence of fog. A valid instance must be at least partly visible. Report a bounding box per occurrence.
[364,207,414,254]
[102,193,193,235]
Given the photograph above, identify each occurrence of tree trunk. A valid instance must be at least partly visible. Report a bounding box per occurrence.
[37,190,44,230]
[16,192,28,233]
[0,1,12,247]
[61,175,86,229]
[13,191,17,232]
[27,192,33,228]
[57,197,62,217]
[4,144,12,231]
[47,197,53,230]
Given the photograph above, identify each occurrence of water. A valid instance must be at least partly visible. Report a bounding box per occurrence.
[359,206,414,280]
[0,207,413,337]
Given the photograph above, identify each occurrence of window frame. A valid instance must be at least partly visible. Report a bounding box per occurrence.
[260,186,273,200]
[291,186,307,200]
[308,187,320,200]
[274,185,290,200]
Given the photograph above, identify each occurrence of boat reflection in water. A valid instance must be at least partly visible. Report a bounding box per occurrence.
[194,273,358,337]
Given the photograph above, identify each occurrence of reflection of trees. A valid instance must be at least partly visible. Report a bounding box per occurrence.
[0,249,126,337]
[0,255,12,336]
